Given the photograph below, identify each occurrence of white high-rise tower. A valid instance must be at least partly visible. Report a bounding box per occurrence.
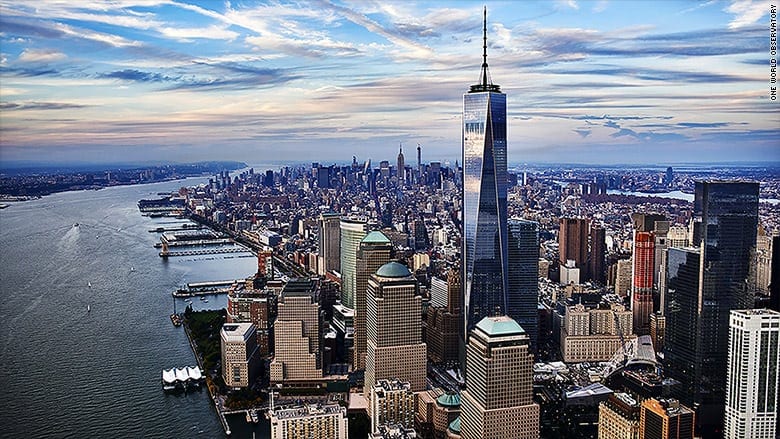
[724,309,779,439]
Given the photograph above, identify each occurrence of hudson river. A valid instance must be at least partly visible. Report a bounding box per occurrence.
[0,178,266,438]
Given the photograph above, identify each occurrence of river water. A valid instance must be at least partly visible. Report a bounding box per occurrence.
[0,178,268,438]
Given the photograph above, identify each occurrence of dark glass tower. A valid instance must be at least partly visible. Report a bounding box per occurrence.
[508,218,539,352]
[664,181,759,436]
[462,8,508,336]
[663,247,702,407]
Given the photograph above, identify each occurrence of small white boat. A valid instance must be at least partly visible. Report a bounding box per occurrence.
[203,299,208,303]
[88,282,92,288]
[87,304,91,313]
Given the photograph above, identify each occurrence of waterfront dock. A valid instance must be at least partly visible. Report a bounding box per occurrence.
[148,225,203,233]
[154,238,234,248]
[160,247,251,258]
[173,279,244,297]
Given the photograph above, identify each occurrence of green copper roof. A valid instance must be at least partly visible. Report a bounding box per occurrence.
[375,261,412,278]
[448,416,461,433]
[475,316,525,336]
[362,231,390,244]
[436,393,461,407]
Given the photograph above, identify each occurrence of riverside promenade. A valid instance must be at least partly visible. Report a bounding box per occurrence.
[182,318,232,436]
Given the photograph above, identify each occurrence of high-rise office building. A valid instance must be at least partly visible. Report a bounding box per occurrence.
[663,247,701,401]
[221,322,259,390]
[270,279,322,384]
[460,316,539,439]
[590,224,607,285]
[639,398,694,439]
[631,213,666,336]
[340,218,368,309]
[226,286,271,357]
[426,268,463,363]
[462,7,509,335]
[334,218,367,344]
[664,181,759,435]
[559,218,590,280]
[354,231,393,370]
[397,143,405,185]
[724,309,779,439]
[507,218,539,352]
[652,219,670,313]
[649,311,666,353]
[615,257,633,297]
[370,379,416,433]
[364,262,427,394]
[417,143,422,178]
[317,213,341,275]
[599,393,641,439]
[770,235,780,312]
[269,403,348,439]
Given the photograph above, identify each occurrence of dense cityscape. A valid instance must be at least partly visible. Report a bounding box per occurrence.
[1,2,778,439]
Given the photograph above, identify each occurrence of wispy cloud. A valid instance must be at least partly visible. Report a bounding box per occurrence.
[18,49,67,63]
[725,0,767,29]
[0,101,91,111]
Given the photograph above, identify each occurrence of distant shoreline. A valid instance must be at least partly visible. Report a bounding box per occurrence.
[0,161,246,199]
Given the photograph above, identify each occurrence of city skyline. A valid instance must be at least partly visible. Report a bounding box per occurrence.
[1,0,778,166]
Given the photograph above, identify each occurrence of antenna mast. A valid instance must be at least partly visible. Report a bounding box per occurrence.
[470,6,500,93]
[482,6,488,88]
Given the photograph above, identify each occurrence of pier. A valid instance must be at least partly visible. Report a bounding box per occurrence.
[154,238,233,248]
[148,225,203,233]
[173,279,245,297]
[159,247,251,258]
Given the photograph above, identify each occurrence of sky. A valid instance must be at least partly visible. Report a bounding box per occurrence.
[0,0,778,166]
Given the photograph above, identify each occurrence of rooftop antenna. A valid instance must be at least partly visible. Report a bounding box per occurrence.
[482,6,488,88]
[471,6,500,93]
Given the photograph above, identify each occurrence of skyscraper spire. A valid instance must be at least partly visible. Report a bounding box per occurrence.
[471,6,500,93]
[481,6,488,88]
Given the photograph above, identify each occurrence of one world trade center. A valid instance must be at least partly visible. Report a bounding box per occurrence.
[462,7,508,335]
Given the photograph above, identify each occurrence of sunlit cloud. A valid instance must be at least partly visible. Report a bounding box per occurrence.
[18,48,67,63]
[0,0,775,165]
[725,0,767,29]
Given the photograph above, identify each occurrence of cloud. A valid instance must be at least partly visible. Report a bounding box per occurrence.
[17,48,67,63]
[557,0,580,10]
[95,63,301,91]
[0,65,61,77]
[0,101,90,111]
[315,0,435,60]
[159,25,239,41]
[573,128,591,137]
[592,1,609,13]
[725,0,766,29]
[558,66,754,83]
[99,69,173,82]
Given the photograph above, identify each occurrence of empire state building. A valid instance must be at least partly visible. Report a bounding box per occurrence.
[462,7,508,335]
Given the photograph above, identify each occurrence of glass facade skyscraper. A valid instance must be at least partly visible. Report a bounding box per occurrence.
[508,218,539,352]
[462,9,509,336]
[664,181,759,436]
